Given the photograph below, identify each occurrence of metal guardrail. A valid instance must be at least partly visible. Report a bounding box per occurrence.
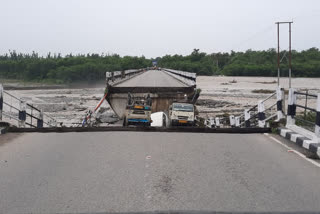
[163,69,197,86]
[285,88,320,142]
[238,89,283,128]
[0,84,57,128]
[286,89,319,132]
[106,69,145,85]
[203,88,284,129]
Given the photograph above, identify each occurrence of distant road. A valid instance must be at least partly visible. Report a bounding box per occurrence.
[115,70,188,87]
[1,132,320,213]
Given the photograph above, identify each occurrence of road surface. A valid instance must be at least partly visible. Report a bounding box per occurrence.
[115,70,187,87]
[1,132,320,213]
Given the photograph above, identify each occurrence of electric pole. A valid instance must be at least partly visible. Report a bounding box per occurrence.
[275,21,293,88]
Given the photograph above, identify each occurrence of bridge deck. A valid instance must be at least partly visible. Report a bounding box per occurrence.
[1,132,320,213]
[114,70,188,87]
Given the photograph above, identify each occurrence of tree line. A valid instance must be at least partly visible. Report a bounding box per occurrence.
[157,48,320,77]
[0,51,151,84]
[0,48,319,84]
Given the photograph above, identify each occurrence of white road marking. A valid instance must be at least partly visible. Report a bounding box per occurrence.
[264,133,320,168]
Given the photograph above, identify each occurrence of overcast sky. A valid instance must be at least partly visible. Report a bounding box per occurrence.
[1,0,319,58]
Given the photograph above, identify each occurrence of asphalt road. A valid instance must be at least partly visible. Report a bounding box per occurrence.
[115,70,188,87]
[1,132,320,213]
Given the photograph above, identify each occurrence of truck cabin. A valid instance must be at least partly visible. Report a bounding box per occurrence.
[171,103,194,112]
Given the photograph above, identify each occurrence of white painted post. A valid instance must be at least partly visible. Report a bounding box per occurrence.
[0,84,3,121]
[215,117,220,128]
[315,93,320,142]
[276,86,285,121]
[235,116,240,127]
[18,100,26,127]
[229,115,235,127]
[258,100,266,128]
[286,88,296,127]
[209,117,215,128]
[244,109,250,127]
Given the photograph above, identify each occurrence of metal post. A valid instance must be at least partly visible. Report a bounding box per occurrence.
[289,22,292,88]
[215,117,220,128]
[276,86,285,121]
[37,110,44,128]
[0,84,3,121]
[258,101,266,128]
[244,109,250,127]
[18,100,26,127]
[315,93,320,142]
[277,22,280,86]
[229,115,235,127]
[304,90,308,119]
[276,21,293,88]
[286,88,296,127]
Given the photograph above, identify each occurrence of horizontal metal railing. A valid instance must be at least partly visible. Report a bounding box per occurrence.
[1,87,57,128]
[290,90,318,131]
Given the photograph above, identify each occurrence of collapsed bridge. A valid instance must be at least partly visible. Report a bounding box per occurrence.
[105,68,199,118]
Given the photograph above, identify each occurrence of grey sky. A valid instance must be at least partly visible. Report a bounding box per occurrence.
[1,0,319,58]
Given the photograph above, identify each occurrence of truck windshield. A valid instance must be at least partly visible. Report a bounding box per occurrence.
[172,103,193,112]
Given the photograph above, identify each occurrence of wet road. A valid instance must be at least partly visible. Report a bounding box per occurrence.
[1,132,320,213]
[115,70,187,87]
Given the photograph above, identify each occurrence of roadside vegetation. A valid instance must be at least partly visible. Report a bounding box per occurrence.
[0,47,320,84]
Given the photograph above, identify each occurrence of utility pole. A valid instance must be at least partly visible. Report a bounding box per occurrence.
[289,22,292,88]
[275,21,293,88]
[277,22,280,86]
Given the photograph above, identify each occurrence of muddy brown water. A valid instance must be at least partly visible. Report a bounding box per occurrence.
[1,76,319,127]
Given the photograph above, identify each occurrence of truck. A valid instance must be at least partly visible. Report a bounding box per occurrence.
[123,93,152,127]
[169,102,195,126]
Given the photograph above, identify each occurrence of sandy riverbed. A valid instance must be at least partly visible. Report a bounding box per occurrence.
[1,76,319,127]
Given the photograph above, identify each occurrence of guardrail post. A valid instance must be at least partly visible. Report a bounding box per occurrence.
[0,84,3,121]
[286,88,296,126]
[18,100,26,127]
[315,93,320,142]
[235,116,240,127]
[215,117,220,128]
[258,101,266,128]
[229,115,235,127]
[276,87,285,121]
[244,109,250,127]
[37,110,44,128]
[208,117,215,128]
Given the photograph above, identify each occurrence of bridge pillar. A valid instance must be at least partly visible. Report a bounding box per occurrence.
[315,93,320,142]
[244,109,250,127]
[0,84,3,121]
[286,88,296,127]
[258,101,266,128]
[276,87,285,121]
[18,100,26,128]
